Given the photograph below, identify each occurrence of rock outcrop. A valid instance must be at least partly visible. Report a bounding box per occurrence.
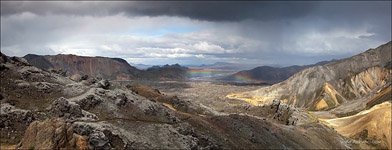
[18,118,88,150]
[0,103,35,144]
[269,99,297,125]
[48,97,84,119]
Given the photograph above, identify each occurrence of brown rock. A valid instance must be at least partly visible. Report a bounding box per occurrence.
[18,118,88,150]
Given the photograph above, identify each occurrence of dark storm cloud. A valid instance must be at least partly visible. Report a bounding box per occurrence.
[1,1,319,21]
[1,1,391,66]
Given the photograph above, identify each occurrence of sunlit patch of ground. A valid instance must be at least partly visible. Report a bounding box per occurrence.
[0,144,17,150]
[226,93,262,106]
[319,101,392,149]
[226,87,277,106]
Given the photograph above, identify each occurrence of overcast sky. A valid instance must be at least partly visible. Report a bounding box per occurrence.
[1,1,391,66]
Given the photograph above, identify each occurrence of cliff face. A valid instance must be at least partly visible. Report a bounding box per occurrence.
[24,54,141,80]
[228,41,391,110]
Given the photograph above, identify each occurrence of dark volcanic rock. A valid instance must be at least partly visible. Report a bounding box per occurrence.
[49,97,83,119]
[88,130,111,150]
[76,95,102,110]
[0,103,35,144]
[269,99,296,125]
[143,64,188,81]
[115,93,128,107]
[98,79,110,89]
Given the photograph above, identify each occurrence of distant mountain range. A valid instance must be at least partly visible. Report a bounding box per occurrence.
[23,53,337,83]
[188,62,257,71]
[23,54,188,81]
[221,60,333,84]
[128,63,154,70]
[143,64,188,81]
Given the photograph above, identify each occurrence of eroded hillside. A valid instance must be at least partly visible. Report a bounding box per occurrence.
[228,41,391,109]
[227,41,392,149]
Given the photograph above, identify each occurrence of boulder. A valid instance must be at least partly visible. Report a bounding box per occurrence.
[97,79,110,89]
[49,68,67,76]
[269,99,296,125]
[70,74,83,82]
[49,97,83,119]
[82,77,97,86]
[71,74,89,82]
[76,95,102,110]
[115,93,128,107]
[88,130,111,150]
[73,123,124,149]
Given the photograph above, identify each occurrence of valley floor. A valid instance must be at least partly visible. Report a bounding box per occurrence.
[140,81,264,112]
[131,81,391,149]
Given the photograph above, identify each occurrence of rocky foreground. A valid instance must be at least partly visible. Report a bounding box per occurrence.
[0,52,357,149]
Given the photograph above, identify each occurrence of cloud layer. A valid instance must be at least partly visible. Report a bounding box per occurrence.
[1,1,391,66]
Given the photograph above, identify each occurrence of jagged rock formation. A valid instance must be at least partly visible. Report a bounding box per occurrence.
[18,118,88,150]
[228,41,391,110]
[269,99,297,125]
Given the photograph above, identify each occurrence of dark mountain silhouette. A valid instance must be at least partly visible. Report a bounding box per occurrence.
[23,54,188,81]
[222,60,333,84]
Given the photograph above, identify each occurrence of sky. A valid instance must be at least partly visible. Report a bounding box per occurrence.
[1,1,391,66]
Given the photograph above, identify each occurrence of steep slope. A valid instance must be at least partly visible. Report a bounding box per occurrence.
[221,61,332,84]
[24,54,141,80]
[321,101,391,149]
[228,41,391,109]
[222,65,308,84]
